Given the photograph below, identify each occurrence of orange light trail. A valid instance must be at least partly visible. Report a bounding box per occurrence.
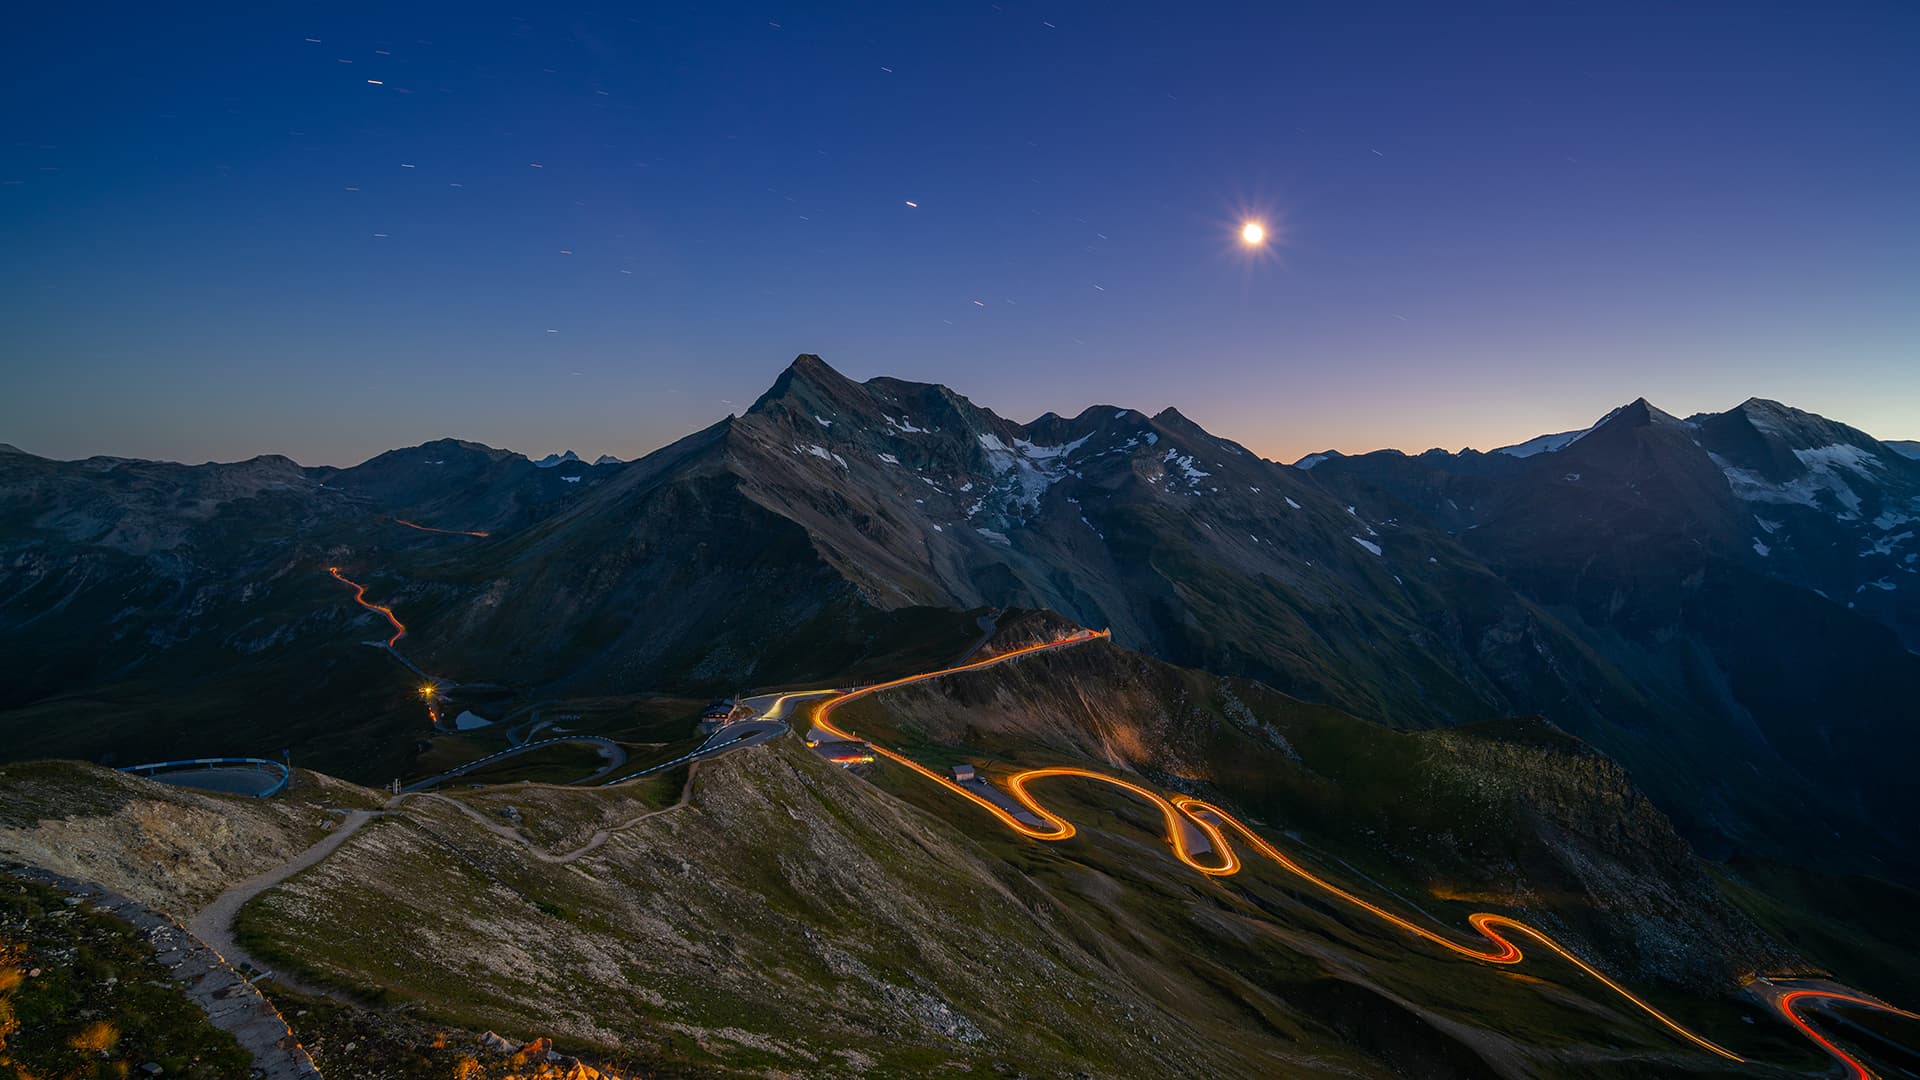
[327,566,407,647]
[394,518,490,538]
[806,628,1918,1073]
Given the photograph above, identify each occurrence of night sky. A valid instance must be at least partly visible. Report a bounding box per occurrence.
[5,4,1916,466]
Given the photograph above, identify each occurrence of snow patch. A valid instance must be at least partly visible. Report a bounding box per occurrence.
[814,415,834,428]
[1295,453,1329,470]
[1752,538,1770,557]
[453,710,492,730]
[1795,443,1882,476]
[1285,497,1302,510]
[975,527,1011,545]
[1719,447,1869,513]
[1495,427,1593,458]
[1351,537,1382,556]
[972,432,1090,515]
[877,453,900,465]
[1867,531,1914,556]
[1162,447,1211,481]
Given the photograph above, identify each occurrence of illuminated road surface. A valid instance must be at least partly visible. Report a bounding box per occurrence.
[807,629,1919,1076]
[327,566,406,646]
[394,518,490,538]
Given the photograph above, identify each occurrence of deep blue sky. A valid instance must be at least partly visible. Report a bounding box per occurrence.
[4,4,1916,465]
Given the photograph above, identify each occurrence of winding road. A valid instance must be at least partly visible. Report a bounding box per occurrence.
[307,565,1918,1076]
[805,628,1920,1077]
[327,566,407,647]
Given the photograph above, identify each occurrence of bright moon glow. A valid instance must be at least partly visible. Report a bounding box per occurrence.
[1240,221,1266,246]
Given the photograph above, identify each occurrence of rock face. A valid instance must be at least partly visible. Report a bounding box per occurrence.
[3,359,1917,884]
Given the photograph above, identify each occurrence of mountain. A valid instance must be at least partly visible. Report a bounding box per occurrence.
[531,450,581,468]
[3,359,1916,886]
[1306,396,1920,872]
[6,624,1854,1079]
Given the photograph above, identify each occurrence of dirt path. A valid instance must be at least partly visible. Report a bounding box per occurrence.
[187,808,383,990]
[7,864,323,1079]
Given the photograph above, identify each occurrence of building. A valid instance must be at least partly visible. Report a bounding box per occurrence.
[697,698,740,734]
[950,763,976,783]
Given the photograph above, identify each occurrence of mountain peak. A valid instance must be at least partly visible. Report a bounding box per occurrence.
[787,353,843,381]
[750,354,862,415]
[1600,397,1682,429]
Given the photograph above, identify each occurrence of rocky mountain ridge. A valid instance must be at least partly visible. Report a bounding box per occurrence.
[3,357,1916,886]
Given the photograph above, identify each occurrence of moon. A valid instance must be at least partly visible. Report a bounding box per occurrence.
[1240,221,1267,247]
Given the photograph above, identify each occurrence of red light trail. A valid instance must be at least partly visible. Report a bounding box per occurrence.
[394,518,490,538]
[1770,989,1920,1080]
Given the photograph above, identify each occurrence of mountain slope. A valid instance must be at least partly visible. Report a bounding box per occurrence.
[1307,397,1920,878]
[4,360,1915,887]
[9,628,1883,1078]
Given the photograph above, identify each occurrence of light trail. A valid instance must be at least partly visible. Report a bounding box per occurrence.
[394,518,491,538]
[1772,989,1920,1080]
[327,566,407,647]
[808,628,1920,1075]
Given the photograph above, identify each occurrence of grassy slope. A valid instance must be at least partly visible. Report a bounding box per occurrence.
[5,636,1910,1077]
[239,739,1406,1079]
[0,874,252,1079]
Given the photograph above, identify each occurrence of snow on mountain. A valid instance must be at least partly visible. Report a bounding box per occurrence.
[533,450,582,468]
[1494,427,1591,458]
[974,432,1093,515]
